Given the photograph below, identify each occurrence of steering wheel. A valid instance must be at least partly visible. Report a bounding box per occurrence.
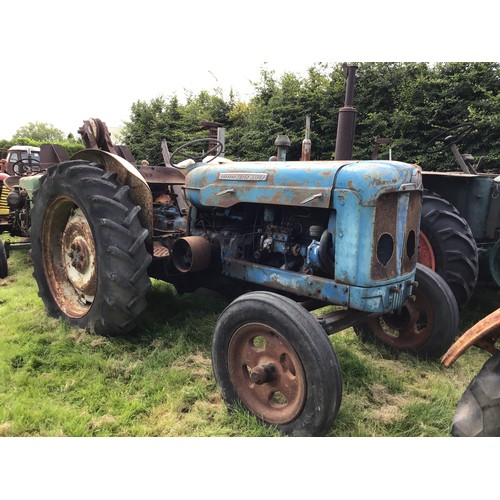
[424,123,474,154]
[169,138,224,167]
[12,158,41,175]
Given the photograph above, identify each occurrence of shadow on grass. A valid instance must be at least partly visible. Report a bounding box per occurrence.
[113,279,231,353]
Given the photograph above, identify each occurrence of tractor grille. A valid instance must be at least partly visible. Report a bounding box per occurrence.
[371,191,420,281]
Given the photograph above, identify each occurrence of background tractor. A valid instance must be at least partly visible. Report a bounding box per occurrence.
[1,145,41,176]
[420,123,500,307]
[0,143,70,276]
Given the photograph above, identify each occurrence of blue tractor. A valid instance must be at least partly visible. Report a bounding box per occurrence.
[25,114,459,435]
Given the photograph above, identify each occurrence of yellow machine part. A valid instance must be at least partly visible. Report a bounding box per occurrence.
[0,181,9,216]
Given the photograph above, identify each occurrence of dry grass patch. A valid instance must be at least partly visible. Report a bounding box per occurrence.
[367,384,409,423]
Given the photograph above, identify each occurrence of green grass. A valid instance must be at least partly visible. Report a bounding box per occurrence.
[0,240,497,437]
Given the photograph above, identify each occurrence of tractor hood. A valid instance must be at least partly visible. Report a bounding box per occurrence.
[183,160,422,209]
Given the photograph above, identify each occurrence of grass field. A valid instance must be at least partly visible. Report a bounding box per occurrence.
[0,238,498,437]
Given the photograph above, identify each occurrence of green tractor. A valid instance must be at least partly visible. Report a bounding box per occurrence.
[419,123,500,308]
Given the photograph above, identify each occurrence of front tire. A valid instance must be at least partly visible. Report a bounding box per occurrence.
[355,264,459,359]
[31,160,152,336]
[211,291,343,436]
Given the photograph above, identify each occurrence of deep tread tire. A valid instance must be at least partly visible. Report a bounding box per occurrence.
[452,351,500,437]
[0,240,7,278]
[355,264,459,359]
[31,160,152,336]
[211,291,343,436]
[419,190,478,308]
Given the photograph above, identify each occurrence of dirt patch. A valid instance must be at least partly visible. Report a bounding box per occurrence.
[88,414,117,430]
[90,337,108,347]
[173,352,212,378]
[367,383,410,423]
[0,422,12,436]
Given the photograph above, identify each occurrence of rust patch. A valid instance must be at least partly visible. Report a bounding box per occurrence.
[371,193,398,280]
[402,191,421,274]
[442,308,500,367]
[135,164,185,184]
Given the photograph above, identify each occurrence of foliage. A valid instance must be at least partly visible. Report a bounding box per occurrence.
[121,90,235,165]
[0,137,83,159]
[122,62,500,173]
[12,122,65,143]
[2,119,83,159]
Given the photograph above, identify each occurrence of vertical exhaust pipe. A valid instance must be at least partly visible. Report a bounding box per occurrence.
[335,63,358,161]
[301,115,312,161]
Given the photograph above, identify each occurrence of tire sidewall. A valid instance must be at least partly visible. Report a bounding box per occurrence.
[411,264,459,358]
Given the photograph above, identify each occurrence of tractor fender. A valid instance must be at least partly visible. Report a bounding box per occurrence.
[71,149,153,236]
[441,308,500,367]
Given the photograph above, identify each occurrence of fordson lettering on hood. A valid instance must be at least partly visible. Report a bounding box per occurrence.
[218,173,268,181]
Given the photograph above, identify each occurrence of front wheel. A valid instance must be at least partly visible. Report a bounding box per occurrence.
[354,264,459,359]
[31,160,152,336]
[211,291,343,436]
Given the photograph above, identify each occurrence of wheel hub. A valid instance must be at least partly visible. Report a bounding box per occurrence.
[250,362,276,385]
[417,231,436,270]
[227,323,306,425]
[61,209,97,298]
[367,293,433,350]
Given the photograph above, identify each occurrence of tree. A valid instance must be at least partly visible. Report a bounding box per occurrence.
[12,122,65,142]
[121,63,500,172]
[122,90,236,165]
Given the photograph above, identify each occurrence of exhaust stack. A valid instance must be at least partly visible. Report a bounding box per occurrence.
[335,64,358,161]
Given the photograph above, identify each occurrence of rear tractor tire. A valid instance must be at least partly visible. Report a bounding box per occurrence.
[355,264,459,359]
[419,191,478,309]
[211,291,343,436]
[452,351,500,437]
[31,160,152,336]
[0,240,7,278]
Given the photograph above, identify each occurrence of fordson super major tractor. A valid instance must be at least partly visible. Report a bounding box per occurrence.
[23,88,459,437]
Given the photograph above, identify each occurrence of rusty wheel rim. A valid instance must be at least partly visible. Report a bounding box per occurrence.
[366,290,435,350]
[42,197,96,318]
[417,231,436,270]
[227,322,307,425]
